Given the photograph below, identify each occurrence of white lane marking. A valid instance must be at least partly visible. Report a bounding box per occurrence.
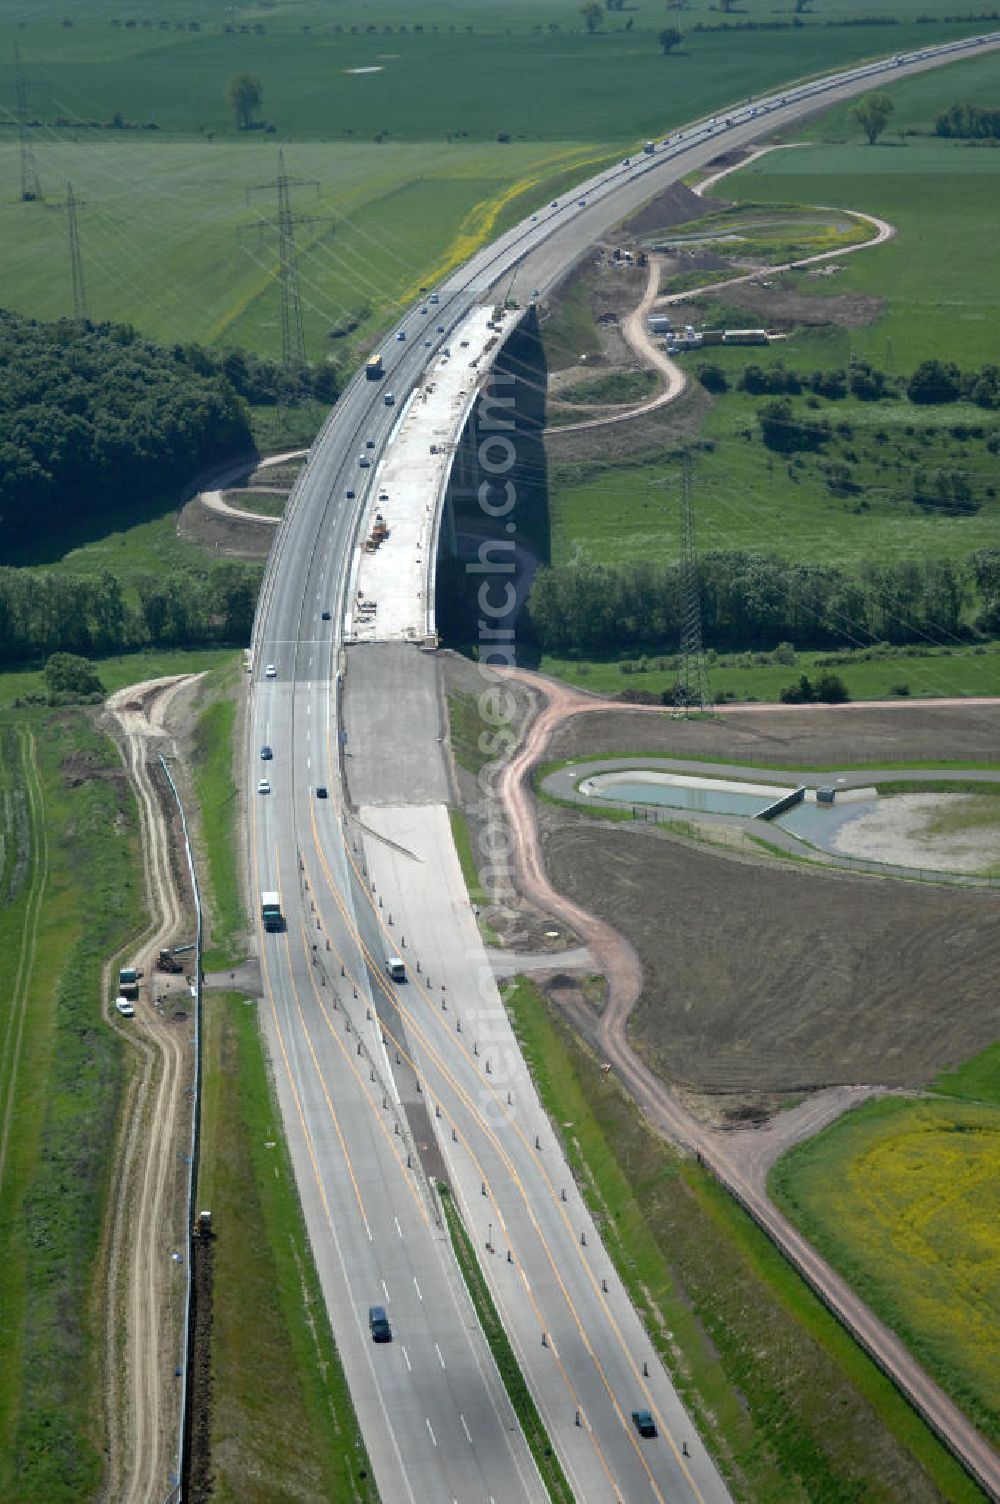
[307,703,311,714]
[413,1275,423,1300]
[401,1344,412,1371]
[394,1216,403,1239]
[365,1219,373,1243]
[425,1417,437,1447]
[435,1342,445,1370]
[460,1413,472,1444]
[307,757,311,770]
[381,1279,390,1302]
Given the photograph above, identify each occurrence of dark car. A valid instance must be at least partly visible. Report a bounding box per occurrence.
[321,610,331,621]
[316,786,328,799]
[260,745,273,760]
[369,1305,392,1342]
[632,1409,657,1438]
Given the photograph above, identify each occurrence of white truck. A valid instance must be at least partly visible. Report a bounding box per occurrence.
[384,956,406,982]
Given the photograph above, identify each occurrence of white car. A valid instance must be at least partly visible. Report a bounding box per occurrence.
[115,998,135,1018]
[258,778,271,795]
[265,664,276,678]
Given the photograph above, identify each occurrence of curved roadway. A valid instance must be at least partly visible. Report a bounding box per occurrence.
[247,32,1000,1504]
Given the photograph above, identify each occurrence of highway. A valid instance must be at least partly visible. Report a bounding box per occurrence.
[246,33,1000,1503]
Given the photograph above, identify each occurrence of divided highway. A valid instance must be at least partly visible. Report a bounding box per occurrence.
[246,33,1000,1503]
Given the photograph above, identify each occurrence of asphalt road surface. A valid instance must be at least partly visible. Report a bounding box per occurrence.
[246,32,1000,1503]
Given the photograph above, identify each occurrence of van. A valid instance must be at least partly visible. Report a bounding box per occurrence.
[369,1305,392,1342]
[385,957,406,982]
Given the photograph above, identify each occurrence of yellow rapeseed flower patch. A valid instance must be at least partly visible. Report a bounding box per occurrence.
[777,1098,1000,1437]
[393,145,608,310]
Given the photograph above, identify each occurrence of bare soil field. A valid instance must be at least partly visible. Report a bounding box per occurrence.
[698,275,884,330]
[177,492,275,561]
[545,379,710,464]
[541,811,1000,1114]
[545,701,1000,768]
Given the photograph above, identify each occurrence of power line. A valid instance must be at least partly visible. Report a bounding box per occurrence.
[245,152,331,368]
[14,45,43,203]
[66,181,87,321]
[678,450,709,712]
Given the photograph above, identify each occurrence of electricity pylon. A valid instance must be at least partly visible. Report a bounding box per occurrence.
[14,46,43,202]
[245,153,330,368]
[66,181,87,321]
[678,451,710,712]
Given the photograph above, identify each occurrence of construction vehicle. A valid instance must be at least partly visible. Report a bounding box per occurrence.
[261,891,284,932]
[156,948,184,974]
[385,956,406,982]
[118,967,140,1000]
[364,512,389,552]
[365,353,385,380]
[643,140,655,155]
[194,1209,212,1239]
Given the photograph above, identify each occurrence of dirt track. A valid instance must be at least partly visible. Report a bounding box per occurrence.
[495,666,1000,1498]
[103,677,202,1504]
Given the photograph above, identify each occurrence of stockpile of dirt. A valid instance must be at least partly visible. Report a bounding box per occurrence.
[177,493,275,560]
[623,180,727,237]
[546,702,1000,768]
[542,816,1000,1102]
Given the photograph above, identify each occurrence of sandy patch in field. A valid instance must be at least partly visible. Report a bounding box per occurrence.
[833,794,1000,874]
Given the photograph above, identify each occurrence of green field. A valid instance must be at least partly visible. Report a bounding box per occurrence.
[718,140,1000,371]
[0,6,994,365]
[0,139,596,362]
[540,640,1000,703]
[770,1042,1000,1445]
[0,710,144,1503]
[505,975,984,1503]
[191,660,248,970]
[549,392,1000,572]
[544,58,1000,669]
[0,646,237,710]
[198,990,378,1502]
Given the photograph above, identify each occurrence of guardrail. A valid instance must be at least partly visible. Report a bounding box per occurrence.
[158,755,203,1504]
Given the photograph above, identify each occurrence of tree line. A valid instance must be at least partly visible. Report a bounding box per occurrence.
[935,103,1000,138]
[526,550,993,658]
[0,563,261,664]
[700,358,1000,410]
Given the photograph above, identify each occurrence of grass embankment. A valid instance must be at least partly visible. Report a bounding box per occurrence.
[770,1042,1000,1447]
[0,647,237,711]
[540,641,1000,703]
[437,1183,572,1504]
[191,662,247,969]
[505,975,985,1503]
[558,370,659,407]
[0,710,145,1503]
[197,991,378,1503]
[447,809,501,946]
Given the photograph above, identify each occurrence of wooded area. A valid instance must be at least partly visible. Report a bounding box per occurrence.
[0,311,254,547]
[527,548,1000,657]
